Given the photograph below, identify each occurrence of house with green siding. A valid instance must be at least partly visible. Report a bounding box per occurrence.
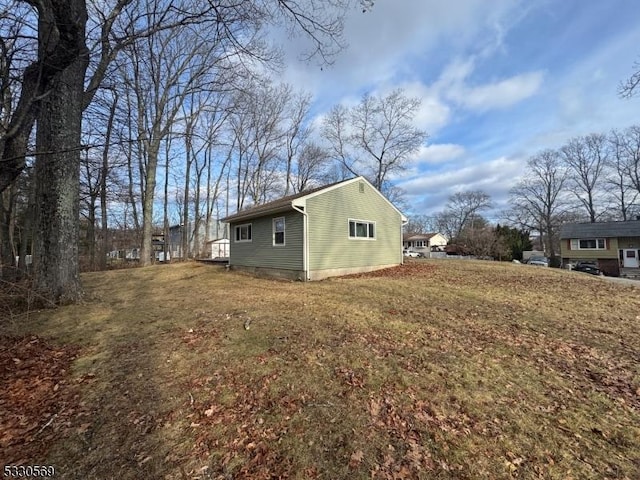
[559,220,640,277]
[221,177,407,281]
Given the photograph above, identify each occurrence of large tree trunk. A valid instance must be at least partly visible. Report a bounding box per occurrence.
[32,16,89,303]
[182,141,191,260]
[140,145,159,267]
[163,142,170,263]
[0,187,17,280]
[17,184,35,281]
[86,198,97,270]
[98,93,118,270]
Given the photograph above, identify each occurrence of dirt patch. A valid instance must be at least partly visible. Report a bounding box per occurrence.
[0,336,86,465]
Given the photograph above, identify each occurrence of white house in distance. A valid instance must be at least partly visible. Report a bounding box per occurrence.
[403,232,448,256]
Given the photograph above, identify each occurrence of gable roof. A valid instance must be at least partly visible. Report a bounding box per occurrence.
[403,232,443,241]
[559,220,640,239]
[221,177,406,223]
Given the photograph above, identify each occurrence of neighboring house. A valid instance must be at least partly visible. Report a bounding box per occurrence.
[559,220,640,276]
[221,177,407,281]
[403,233,447,256]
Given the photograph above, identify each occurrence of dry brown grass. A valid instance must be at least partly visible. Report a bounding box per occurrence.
[1,260,639,479]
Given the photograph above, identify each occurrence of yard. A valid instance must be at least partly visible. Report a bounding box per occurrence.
[1,260,639,479]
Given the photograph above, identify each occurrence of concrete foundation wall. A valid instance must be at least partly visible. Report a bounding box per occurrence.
[308,263,399,281]
[229,265,305,281]
[230,263,399,281]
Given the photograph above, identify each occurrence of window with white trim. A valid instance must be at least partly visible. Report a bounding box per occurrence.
[570,238,605,250]
[273,217,285,246]
[234,223,252,242]
[348,219,375,239]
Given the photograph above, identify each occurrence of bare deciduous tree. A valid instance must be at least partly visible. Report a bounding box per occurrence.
[607,129,639,220]
[508,150,570,262]
[560,133,607,222]
[619,125,640,199]
[322,89,427,192]
[282,92,312,195]
[230,80,304,208]
[120,12,238,266]
[620,58,640,98]
[31,0,89,302]
[403,215,437,236]
[0,0,364,301]
[292,142,329,193]
[435,190,492,241]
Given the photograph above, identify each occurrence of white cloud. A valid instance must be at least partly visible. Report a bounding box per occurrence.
[435,58,476,87]
[271,1,640,222]
[432,57,544,111]
[398,156,524,215]
[367,81,451,133]
[399,82,452,132]
[280,0,529,103]
[400,156,518,195]
[413,143,466,165]
[458,71,544,110]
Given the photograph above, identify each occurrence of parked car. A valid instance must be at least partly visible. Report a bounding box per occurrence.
[527,255,549,267]
[403,250,422,258]
[572,261,602,276]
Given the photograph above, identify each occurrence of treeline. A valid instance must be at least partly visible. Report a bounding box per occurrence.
[508,128,640,260]
[407,128,640,262]
[405,192,532,261]
[1,1,412,303]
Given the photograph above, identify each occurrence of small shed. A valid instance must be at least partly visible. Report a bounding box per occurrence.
[208,238,230,259]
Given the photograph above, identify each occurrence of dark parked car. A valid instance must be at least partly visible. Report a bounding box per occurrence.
[573,261,602,276]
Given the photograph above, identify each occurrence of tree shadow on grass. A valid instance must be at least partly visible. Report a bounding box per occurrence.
[1,264,209,479]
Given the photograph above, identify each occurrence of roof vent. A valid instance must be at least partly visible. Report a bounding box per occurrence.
[359,182,365,193]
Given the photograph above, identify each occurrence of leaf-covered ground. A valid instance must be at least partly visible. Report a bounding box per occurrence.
[0,336,84,464]
[1,260,639,479]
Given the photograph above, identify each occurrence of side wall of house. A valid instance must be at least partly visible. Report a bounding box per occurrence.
[618,236,640,250]
[560,237,619,260]
[229,210,304,272]
[306,180,403,272]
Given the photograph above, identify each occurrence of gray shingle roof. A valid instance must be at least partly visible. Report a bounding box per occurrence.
[559,220,640,239]
[220,178,351,223]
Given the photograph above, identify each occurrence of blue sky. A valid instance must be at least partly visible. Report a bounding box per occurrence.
[279,0,640,220]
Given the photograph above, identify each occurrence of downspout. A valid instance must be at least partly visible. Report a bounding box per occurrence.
[401,218,408,265]
[292,205,309,280]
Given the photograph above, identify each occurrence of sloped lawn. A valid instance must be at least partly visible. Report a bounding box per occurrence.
[1,260,639,479]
